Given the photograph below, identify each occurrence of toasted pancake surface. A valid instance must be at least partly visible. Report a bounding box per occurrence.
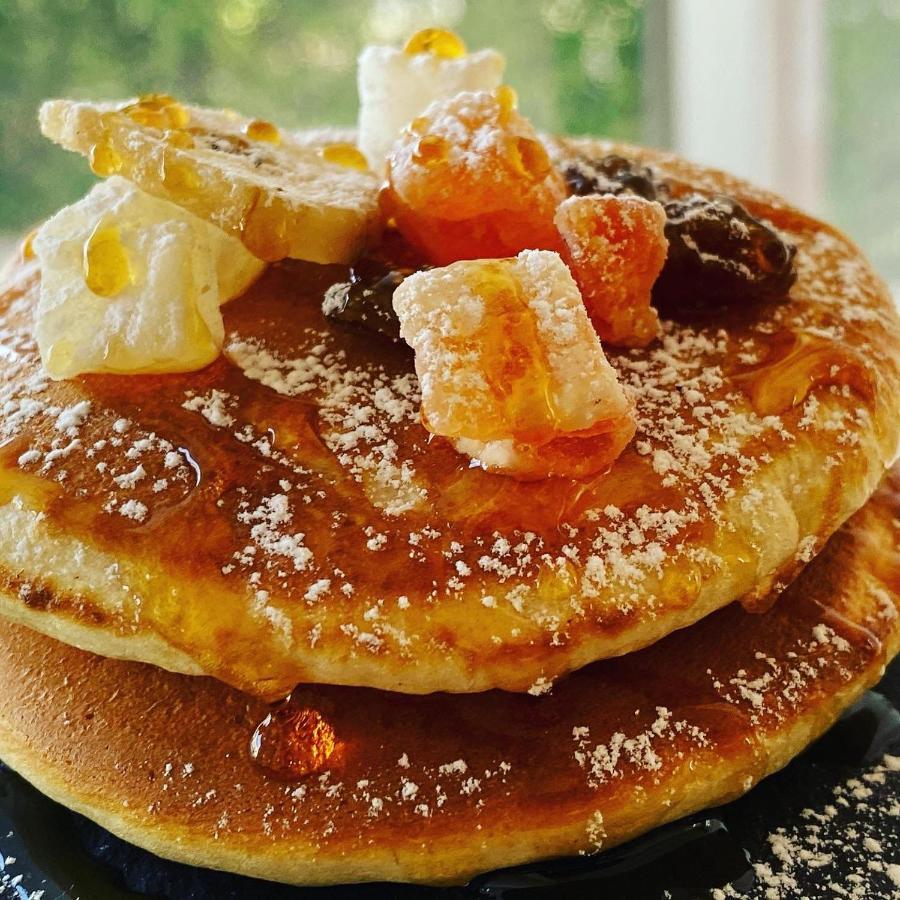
[0,139,899,698]
[0,468,897,886]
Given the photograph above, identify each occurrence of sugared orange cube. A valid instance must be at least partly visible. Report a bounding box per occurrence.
[382,88,566,265]
[555,194,667,347]
[392,250,636,479]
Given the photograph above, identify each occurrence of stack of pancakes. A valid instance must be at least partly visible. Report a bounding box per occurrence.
[0,138,898,888]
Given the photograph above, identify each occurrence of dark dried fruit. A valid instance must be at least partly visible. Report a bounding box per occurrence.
[563,154,664,202]
[323,258,417,342]
[559,155,796,312]
[653,194,796,310]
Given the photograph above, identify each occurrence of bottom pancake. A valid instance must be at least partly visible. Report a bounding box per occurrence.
[0,471,897,887]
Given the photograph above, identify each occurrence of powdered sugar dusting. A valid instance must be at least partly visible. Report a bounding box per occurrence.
[572,706,709,788]
[0,138,896,696]
[707,624,856,727]
[714,753,900,899]
[226,336,427,517]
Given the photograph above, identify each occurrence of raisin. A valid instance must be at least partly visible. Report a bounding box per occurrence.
[323,258,418,342]
[563,154,664,202]
[652,194,796,311]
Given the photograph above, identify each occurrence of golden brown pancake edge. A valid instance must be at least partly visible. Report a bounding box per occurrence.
[0,466,896,886]
[0,136,898,699]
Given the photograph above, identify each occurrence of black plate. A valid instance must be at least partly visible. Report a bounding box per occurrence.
[2,658,898,900]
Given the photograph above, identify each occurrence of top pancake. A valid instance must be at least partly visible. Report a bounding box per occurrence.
[0,138,899,699]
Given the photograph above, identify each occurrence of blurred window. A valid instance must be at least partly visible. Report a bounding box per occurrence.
[668,0,899,296]
[1,0,897,297]
[0,0,646,238]
[825,0,900,292]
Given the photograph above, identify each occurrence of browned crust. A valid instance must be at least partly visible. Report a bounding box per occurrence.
[0,468,897,885]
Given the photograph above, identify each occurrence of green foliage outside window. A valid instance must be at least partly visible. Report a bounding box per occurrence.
[825,1,900,286]
[0,0,645,234]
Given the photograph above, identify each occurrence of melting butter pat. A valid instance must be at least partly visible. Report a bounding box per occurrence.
[356,39,505,173]
[33,177,264,379]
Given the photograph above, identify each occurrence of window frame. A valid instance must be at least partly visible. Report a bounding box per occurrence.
[662,0,826,216]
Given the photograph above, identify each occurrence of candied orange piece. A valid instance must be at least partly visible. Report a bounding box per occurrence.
[392,250,636,480]
[555,194,667,347]
[382,88,566,265]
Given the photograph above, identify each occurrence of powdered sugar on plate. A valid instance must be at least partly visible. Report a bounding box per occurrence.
[713,753,900,899]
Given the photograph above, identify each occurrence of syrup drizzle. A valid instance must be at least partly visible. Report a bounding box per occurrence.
[0,243,890,701]
[2,136,896,709]
[732,329,874,417]
[83,224,132,298]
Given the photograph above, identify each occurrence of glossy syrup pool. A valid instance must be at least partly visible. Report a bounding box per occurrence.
[0,660,898,900]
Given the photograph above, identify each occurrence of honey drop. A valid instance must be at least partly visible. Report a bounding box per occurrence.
[122,93,190,130]
[241,194,291,261]
[89,137,123,177]
[733,330,875,416]
[164,128,195,150]
[249,700,336,780]
[506,136,551,181]
[245,118,281,144]
[20,228,37,261]
[319,142,369,171]
[82,224,132,298]
[412,134,449,167]
[403,27,467,59]
[462,263,562,443]
[495,84,518,120]
[160,150,200,195]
